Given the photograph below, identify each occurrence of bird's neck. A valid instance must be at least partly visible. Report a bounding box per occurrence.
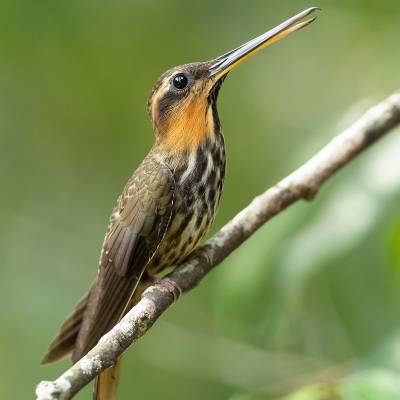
[155,100,221,154]
[152,106,224,174]
[152,120,225,193]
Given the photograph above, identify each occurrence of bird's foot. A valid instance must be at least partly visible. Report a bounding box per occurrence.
[143,274,182,303]
[161,277,182,303]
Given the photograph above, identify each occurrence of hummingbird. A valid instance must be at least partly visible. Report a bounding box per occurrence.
[42,8,319,399]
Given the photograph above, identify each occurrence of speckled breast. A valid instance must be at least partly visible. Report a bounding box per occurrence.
[147,134,226,274]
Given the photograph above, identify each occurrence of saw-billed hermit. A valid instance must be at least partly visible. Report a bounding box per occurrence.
[42,7,319,400]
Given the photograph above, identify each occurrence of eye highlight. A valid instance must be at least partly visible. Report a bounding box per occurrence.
[172,73,188,90]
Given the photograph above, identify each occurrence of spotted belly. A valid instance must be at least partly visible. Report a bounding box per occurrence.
[146,184,220,274]
[147,136,225,274]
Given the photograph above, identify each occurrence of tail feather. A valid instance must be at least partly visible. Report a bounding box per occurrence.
[93,357,123,400]
[91,279,151,399]
[42,290,90,364]
[43,278,151,399]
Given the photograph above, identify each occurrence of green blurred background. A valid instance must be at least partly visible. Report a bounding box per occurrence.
[1,0,400,399]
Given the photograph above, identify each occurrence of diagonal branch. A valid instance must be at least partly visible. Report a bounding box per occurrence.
[36,92,400,400]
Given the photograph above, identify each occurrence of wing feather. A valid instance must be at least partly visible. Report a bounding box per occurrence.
[71,157,175,362]
[42,290,91,363]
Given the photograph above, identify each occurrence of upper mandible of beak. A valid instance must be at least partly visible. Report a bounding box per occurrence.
[208,7,320,80]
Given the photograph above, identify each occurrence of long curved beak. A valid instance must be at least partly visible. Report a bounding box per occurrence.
[209,7,320,80]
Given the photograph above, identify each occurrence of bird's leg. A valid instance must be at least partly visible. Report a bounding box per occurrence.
[161,277,182,303]
[142,272,182,303]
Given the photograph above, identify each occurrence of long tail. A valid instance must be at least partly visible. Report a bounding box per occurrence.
[42,290,91,364]
[92,278,151,400]
[93,357,123,400]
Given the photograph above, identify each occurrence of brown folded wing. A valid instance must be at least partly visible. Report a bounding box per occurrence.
[71,157,175,362]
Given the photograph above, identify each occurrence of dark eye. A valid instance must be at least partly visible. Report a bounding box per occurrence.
[172,73,188,90]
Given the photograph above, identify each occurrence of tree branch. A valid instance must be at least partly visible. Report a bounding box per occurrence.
[36,92,400,400]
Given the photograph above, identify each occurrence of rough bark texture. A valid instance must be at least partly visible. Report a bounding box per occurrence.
[36,92,400,400]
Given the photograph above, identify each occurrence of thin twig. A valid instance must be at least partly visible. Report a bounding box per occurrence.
[36,92,400,400]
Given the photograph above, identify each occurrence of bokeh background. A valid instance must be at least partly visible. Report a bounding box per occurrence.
[1,0,400,399]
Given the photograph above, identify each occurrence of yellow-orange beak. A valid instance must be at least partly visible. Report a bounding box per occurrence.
[209,7,320,80]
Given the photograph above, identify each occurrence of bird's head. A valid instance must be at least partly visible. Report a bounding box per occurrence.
[147,7,319,152]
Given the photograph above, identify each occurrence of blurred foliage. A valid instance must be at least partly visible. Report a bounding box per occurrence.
[0,0,400,399]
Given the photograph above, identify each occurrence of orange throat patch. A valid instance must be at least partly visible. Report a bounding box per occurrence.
[162,97,216,152]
